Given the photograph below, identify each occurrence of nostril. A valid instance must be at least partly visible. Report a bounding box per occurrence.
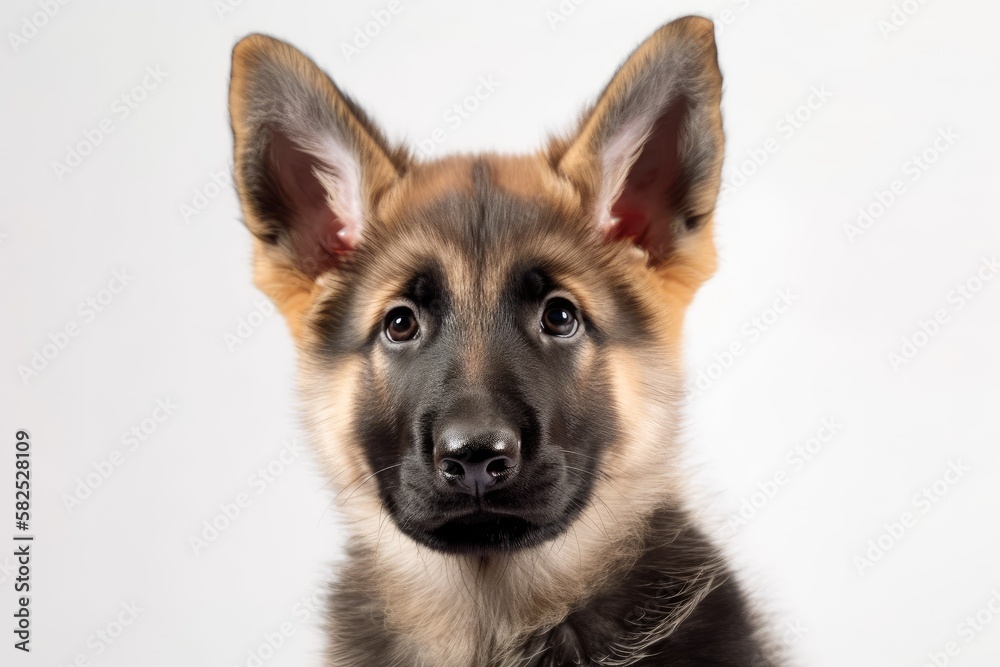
[486,457,515,476]
[433,420,522,494]
[439,459,465,477]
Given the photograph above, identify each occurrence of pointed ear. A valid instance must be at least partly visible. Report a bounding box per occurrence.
[229,34,407,330]
[550,16,724,269]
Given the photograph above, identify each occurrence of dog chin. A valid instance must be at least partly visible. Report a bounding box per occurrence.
[405,511,564,555]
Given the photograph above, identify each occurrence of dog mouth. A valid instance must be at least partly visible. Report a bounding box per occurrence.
[385,459,593,554]
[424,510,538,553]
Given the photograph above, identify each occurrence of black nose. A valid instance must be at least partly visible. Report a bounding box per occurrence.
[434,423,521,496]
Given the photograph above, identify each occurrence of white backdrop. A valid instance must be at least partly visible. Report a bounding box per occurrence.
[2,1,999,665]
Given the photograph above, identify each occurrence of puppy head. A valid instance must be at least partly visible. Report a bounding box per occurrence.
[229,17,723,554]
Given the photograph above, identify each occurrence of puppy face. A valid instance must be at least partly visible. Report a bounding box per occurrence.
[229,17,724,555]
[306,158,665,553]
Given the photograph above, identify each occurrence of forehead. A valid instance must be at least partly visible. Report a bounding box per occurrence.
[364,155,602,305]
[382,154,582,219]
[307,154,662,358]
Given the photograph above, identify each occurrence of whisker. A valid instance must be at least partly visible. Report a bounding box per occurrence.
[340,463,403,506]
[561,462,636,513]
[559,449,626,476]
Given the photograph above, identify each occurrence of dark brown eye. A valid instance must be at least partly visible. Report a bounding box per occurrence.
[385,307,419,342]
[541,299,578,337]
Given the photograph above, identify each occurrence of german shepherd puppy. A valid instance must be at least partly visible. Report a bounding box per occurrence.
[229,15,777,666]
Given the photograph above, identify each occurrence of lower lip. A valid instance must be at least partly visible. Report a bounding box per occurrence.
[429,512,534,550]
[449,507,524,522]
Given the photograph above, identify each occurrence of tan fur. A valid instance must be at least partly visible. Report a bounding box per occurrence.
[229,16,731,666]
[551,17,721,207]
[230,34,405,333]
[297,220,691,665]
[306,345,684,667]
[551,15,723,345]
[234,19,722,346]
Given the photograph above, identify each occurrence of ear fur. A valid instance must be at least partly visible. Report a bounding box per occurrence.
[229,21,724,338]
[549,16,724,298]
[229,34,408,335]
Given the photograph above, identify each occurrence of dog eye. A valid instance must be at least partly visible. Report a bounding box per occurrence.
[541,299,578,337]
[385,307,419,342]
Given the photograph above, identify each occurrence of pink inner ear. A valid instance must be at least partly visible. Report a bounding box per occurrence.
[609,102,685,255]
[270,130,353,273]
